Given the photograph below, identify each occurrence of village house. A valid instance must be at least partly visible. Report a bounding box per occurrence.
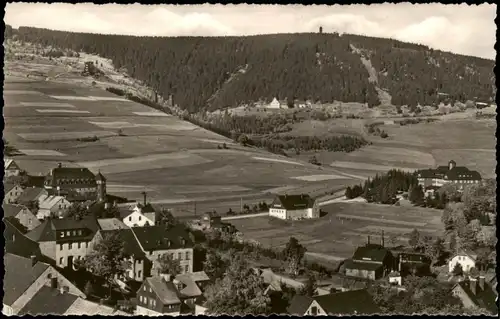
[449,251,477,273]
[173,271,210,310]
[267,97,282,109]
[344,237,394,280]
[3,203,41,231]
[269,194,320,220]
[131,225,194,274]
[43,163,107,202]
[135,275,184,316]
[452,275,498,315]
[121,203,157,227]
[4,218,45,260]
[287,289,380,316]
[36,194,71,219]
[95,228,149,282]
[396,251,432,276]
[416,160,482,189]
[15,186,48,206]
[97,217,129,231]
[26,216,101,269]
[3,182,24,204]
[3,253,86,316]
[4,158,21,177]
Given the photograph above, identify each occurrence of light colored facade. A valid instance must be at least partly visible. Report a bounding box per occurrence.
[4,159,21,177]
[37,195,71,219]
[122,208,155,228]
[56,238,97,269]
[3,184,24,204]
[305,299,327,316]
[449,253,476,273]
[267,97,281,109]
[4,204,41,231]
[149,248,194,274]
[269,195,319,220]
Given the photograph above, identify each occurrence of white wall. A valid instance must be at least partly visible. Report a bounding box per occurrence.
[269,208,286,219]
[123,211,154,228]
[449,255,476,273]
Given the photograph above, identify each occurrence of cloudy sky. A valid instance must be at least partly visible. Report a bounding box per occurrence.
[5,3,497,60]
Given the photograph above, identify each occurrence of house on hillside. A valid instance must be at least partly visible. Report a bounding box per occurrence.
[4,158,21,177]
[3,204,41,231]
[37,194,71,219]
[131,225,194,274]
[3,182,24,204]
[16,186,48,206]
[4,218,44,260]
[452,275,498,315]
[269,194,320,220]
[267,97,282,109]
[449,251,477,274]
[26,216,101,269]
[2,253,85,316]
[287,289,380,316]
[416,160,482,189]
[396,251,432,276]
[202,211,222,228]
[135,275,184,316]
[43,163,106,202]
[344,238,394,280]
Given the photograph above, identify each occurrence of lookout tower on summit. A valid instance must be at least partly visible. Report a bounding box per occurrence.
[319,26,323,34]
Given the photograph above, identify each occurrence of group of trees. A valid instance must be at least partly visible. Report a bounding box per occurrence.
[363,170,418,204]
[11,27,493,113]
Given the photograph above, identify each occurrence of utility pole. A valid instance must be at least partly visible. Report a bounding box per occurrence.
[194,201,197,218]
[240,197,243,213]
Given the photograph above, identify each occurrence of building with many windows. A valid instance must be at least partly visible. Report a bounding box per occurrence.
[269,194,319,220]
[416,160,482,189]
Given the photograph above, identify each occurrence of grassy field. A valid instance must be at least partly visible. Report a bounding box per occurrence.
[229,202,444,263]
[3,65,361,216]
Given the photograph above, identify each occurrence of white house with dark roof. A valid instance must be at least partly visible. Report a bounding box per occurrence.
[131,225,194,274]
[417,160,482,189]
[269,194,319,220]
[449,251,477,273]
[121,203,157,228]
[4,159,21,177]
[267,97,282,109]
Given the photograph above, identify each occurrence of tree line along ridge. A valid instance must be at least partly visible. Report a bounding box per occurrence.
[8,26,495,113]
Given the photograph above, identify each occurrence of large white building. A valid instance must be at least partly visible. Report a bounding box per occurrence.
[269,194,320,220]
[267,97,281,109]
[416,160,482,189]
[449,251,477,273]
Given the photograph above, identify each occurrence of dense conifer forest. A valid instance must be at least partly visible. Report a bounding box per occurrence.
[11,27,495,113]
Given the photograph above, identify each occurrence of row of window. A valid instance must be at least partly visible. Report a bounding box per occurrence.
[59,242,89,250]
[59,255,82,265]
[56,179,95,185]
[149,251,191,261]
[60,230,83,238]
[139,295,156,308]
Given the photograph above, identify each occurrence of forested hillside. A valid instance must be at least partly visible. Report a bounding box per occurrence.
[8,26,495,113]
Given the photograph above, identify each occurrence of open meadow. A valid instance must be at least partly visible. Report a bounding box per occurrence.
[3,63,362,216]
[230,202,444,264]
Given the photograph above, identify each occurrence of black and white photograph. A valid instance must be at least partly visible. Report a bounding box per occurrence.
[2,2,498,316]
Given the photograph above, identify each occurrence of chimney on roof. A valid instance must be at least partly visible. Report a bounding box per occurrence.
[469,277,478,295]
[367,236,371,245]
[30,255,37,267]
[398,254,402,272]
[57,163,62,168]
[50,277,58,289]
[479,275,485,291]
[141,191,147,206]
[381,230,385,247]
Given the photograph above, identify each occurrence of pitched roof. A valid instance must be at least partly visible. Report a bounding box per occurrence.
[146,277,182,305]
[27,175,47,188]
[4,182,19,193]
[38,194,68,210]
[457,280,498,314]
[16,186,47,203]
[174,276,203,299]
[27,216,101,243]
[273,194,314,210]
[3,253,51,306]
[46,166,97,185]
[18,285,79,315]
[64,297,129,315]
[95,171,106,182]
[99,228,145,257]
[5,158,19,170]
[4,219,43,259]
[132,225,193,251]
[3,203,26,218]
[287,294,314,315]
[314,289,381,315]
[445,167,482,181]
[352,243,391,262]
[97,218,129,230]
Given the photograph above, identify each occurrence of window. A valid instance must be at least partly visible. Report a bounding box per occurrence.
[78,230,82,236]
[72,231,76,236]
[143,286,147,291]
[129,217,132,222]
[311,306,318,315]
[178,252,182,260]
[69,243,73,249]
[153,300,156,307]
[144,297,148,305]
[139,216,142,221]
[85,242,89,248]
[59,257,64,265]
[78,242,81,249]
[66,231,70,236]
[29,219,32,224]
[138,270,142,278]
[150,299,154,307]
[185,251,190,260]
[59,244,63,251]
[185,265,189,273]
[149,251,153,256]
[149,287,152,293]
[139,296,143,303]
